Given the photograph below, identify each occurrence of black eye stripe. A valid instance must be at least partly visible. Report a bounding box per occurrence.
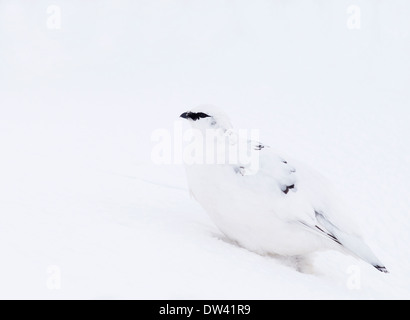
[197,112,210,118]
[189,112,210,121]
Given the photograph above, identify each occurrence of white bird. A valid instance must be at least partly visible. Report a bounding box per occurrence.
[180,105,388,273]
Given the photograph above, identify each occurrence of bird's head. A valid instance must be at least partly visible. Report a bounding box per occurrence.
[180,105,232,132]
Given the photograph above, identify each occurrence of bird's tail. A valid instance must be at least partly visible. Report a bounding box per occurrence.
[315,212,389,273]
[335,230,389,273]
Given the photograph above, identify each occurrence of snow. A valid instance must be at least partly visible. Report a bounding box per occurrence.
[0,0,409,299]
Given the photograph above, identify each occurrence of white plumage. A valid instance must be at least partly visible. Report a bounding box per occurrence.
[180,106,388,273]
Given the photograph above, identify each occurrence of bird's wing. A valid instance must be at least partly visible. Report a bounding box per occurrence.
[237,141,297,195]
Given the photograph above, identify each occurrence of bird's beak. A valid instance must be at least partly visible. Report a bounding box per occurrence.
[180,112,190,119]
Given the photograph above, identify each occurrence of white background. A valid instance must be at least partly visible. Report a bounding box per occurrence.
[0,0,409,299]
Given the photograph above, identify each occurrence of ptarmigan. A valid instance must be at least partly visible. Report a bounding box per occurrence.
[180,105,388,273]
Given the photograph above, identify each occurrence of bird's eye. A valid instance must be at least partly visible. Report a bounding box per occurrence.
[196,112,210,119]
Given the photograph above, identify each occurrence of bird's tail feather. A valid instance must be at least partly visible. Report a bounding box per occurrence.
[315,212,389,273]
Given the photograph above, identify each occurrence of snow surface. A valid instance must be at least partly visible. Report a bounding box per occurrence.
[0,0,409,299]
